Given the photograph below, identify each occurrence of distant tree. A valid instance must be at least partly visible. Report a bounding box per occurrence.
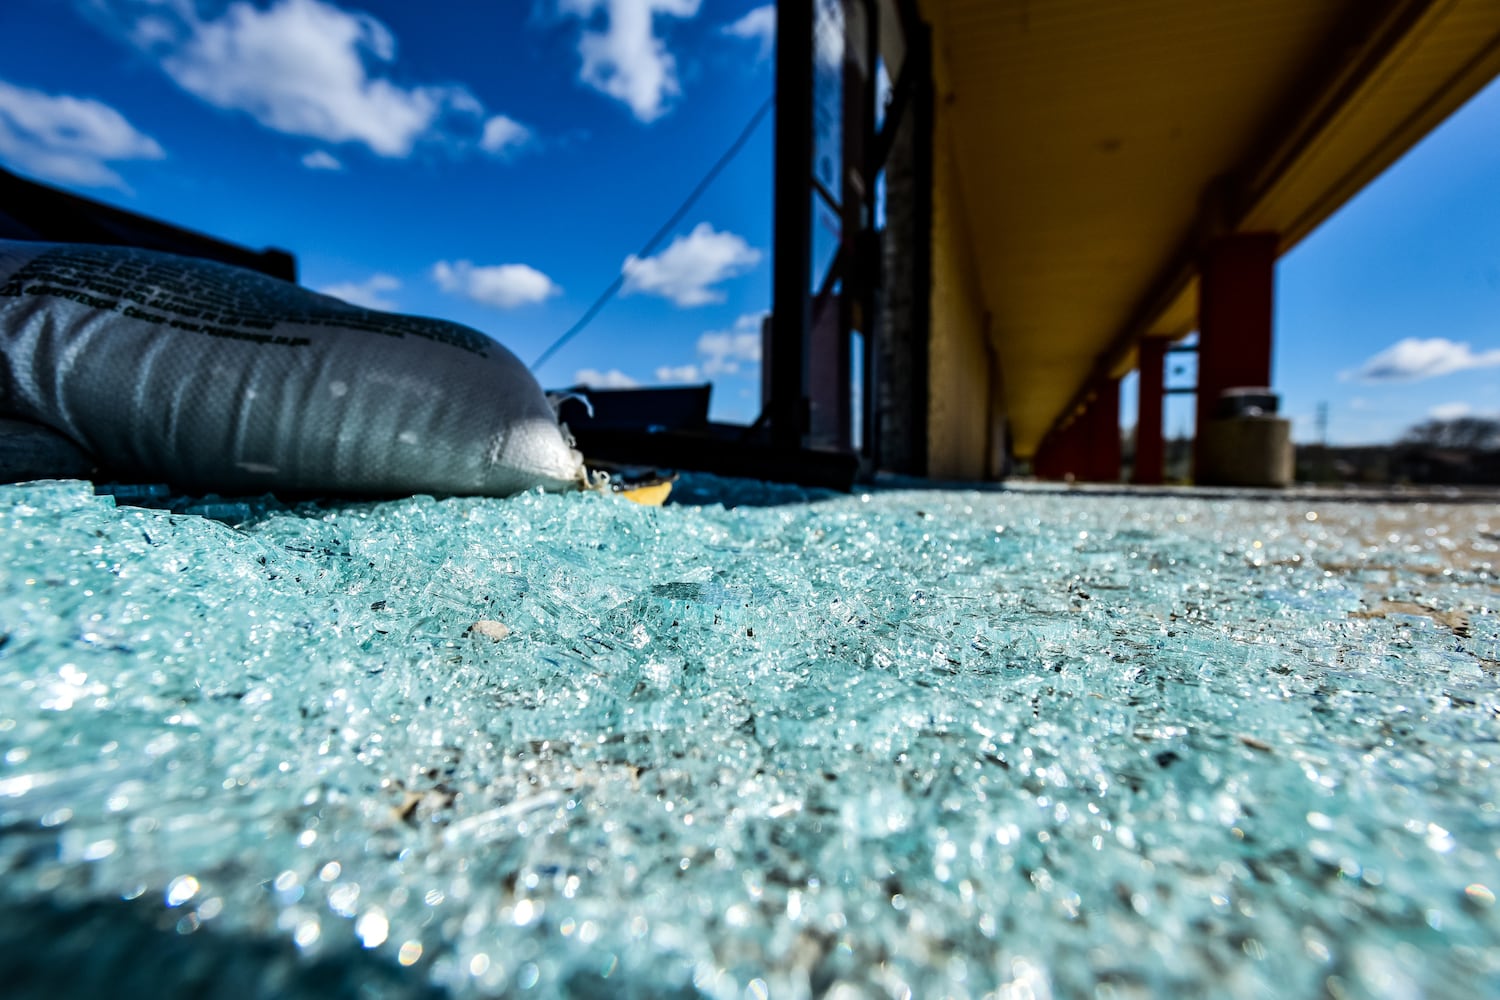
[1399,416,1500,450]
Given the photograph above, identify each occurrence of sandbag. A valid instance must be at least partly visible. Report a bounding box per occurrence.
[0,240,586,496]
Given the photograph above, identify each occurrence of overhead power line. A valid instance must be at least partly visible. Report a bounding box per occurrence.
[530,94,775,373]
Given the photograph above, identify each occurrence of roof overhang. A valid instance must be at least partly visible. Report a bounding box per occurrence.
[917,0,1500,457]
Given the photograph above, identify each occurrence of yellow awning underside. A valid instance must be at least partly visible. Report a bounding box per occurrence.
[917,0,1500,458]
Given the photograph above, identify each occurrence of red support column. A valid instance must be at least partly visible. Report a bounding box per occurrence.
[1195,233,1277,477]
[1034,444,1052,479]
[1133,338,1166,484]
[1035,380,1121,483]
[1087,379,1121,483]
[1064,414,1088,481]
[1034,419,1081,480]
[1068,419,1087,480]
[1032,436,1053,479]
[1034,428,1063,479]
[1070,403,1094,481]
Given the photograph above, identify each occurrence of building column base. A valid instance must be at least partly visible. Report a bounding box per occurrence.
[1197,416,1293,487]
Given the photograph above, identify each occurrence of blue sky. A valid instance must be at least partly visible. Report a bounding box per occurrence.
[0,0,1496,443]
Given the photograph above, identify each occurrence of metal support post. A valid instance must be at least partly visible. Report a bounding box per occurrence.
[770,0,816,450]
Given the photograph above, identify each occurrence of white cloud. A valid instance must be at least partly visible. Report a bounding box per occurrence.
[0,78,164,188]
[574,368,639,388]
[1345,337,1500,382]
[696,312,765,375]
[319,273,400,310]
[656,363,702,382]
[147,0,454,155]
[480,114,531,156]
[655,312,766,384]
[622,223,761,306]
[432,260,560,309]
[1428,401,1473,422]
[814,0,844,70]
[107,0,527,160]
[722,5,774,59]
[301,149,342,170]
[559,0,701,122]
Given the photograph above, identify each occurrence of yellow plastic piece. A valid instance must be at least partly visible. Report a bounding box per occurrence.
[619,481,673,506]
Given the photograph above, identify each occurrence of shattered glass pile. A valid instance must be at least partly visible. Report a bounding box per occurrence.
[1,477,1497,999]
